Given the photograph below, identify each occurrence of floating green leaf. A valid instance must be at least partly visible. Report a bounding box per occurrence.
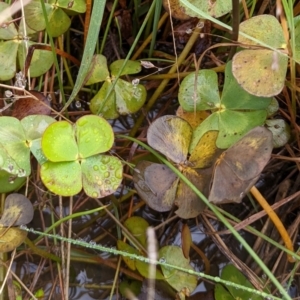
[185,61,272,149]
[0,115,55,178]
[42,121,78,162]
[84,55,110,85]
[232,15,288,97]
[178,69,219,111]
[40,115,123,198]
[110,59,141,77]
[81,155,123,198]
[124,216,149,247]
[88,58,147,119]
[180,0,232,18]
[117,240,140,271]
[0,171,26,193]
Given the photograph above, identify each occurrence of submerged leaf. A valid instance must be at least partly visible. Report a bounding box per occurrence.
[159,245,197,293]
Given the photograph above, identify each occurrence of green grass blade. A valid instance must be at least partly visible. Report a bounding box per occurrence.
[61,0,106,112]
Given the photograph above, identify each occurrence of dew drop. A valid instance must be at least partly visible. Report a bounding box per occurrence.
[18,169,26,177]
[115,169,122,179]
[132,78,139,86]
[5,90,13,98]
[104,171,110,178]
[75,100,81,108]
[77,119,88,126]
[159,257,166,264]
[101,156,110,164]
[93,165,99,171]
[197,21,204,28]
[92,192,98,198]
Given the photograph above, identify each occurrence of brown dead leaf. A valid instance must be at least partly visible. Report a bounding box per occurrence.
[12,90,51,120]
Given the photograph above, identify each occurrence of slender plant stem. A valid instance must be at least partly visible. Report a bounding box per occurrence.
[227,0,240,60]
[250,186,295,262]
[129,25,202,137]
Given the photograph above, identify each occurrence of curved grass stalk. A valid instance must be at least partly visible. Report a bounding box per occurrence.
[250,186,295,262]
[117,134,293,300]
[23,227,284,300]
[214,205,300,258]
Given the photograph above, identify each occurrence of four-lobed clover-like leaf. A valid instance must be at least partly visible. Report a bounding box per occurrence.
[0,115,56,180]
[87,55,147,119]
[24,0,86,37]
[40,115,123,198]
[179,61,272,149]
[133,115,214,219]
[0,3,54,81]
